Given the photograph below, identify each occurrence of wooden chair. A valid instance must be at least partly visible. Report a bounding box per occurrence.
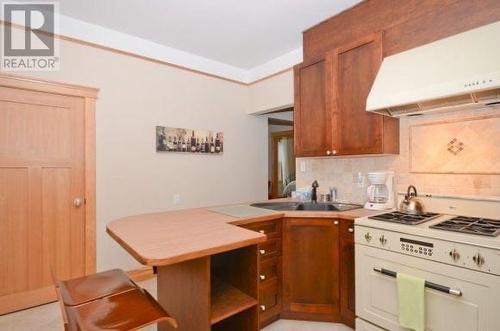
[57,269,137,306]
[55,269,177,330]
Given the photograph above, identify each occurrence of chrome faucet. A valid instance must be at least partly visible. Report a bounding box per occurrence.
[311,180,319,203]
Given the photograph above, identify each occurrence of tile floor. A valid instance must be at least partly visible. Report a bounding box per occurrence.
[262,320,353,331]
[0,277,353,331]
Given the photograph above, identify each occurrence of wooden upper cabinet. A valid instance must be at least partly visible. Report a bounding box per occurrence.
[335,32,398,155]
[293,32,399,157]
[282,218,340,321]
[293,56,333,157]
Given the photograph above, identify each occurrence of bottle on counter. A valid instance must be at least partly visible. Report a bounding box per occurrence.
[210,137,215,153]
[173,137,178,151]
[190,131,197,152]
[204,138,210,153]
[166,136,174,151]
[181,138,187,152]
[200,138,206,153]
[215,133,221,153]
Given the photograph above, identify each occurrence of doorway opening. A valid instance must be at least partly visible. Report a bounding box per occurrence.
[266,109,295,199]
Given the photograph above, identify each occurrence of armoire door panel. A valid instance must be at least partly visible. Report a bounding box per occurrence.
[0,168,29,296]
[0,95,75,162]
[0,85,87,314]
[41,167,85,283]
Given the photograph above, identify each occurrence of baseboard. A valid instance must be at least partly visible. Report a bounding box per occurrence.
[127,266,155,282]
[0,285,57,316]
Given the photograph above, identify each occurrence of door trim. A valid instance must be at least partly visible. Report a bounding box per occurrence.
[0,74,99,276]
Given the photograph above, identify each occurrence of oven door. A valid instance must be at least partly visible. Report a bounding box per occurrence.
[356,244,500,331]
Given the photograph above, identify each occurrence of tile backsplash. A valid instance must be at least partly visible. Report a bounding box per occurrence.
[296,106,500,205]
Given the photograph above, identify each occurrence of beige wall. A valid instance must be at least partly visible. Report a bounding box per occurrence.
[297,106,500,204]
[248,69,294,114]
[16,39,269,271]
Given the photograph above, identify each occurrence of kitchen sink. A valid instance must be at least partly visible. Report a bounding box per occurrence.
[250,201,362,212]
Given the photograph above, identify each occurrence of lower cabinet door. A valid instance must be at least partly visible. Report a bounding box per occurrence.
[282,218,340,321]
[259,278,281,328]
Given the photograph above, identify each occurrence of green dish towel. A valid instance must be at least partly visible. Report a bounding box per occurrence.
[397,272,425,331]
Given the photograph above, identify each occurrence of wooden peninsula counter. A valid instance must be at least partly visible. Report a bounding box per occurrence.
[107,203,378,330]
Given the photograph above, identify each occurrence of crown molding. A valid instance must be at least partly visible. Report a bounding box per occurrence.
[4,13,302,84]
[59,15,251,82]
[247,48,302,83]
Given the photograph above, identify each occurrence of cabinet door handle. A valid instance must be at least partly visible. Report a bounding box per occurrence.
[259,230,265,234]
[259,274,266,280]
[326,150,331,155]
[332,149,337,155]
[260,305,266,311]
[333,220,339,225]
[259,249,266,255]
[348,228,354,233]
[373,267,462,296]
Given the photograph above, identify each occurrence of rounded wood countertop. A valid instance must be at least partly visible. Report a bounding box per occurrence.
[107,201,381,267]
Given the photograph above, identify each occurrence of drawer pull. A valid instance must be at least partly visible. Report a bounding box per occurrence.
[373,267,462,296]
[348,228,354,233]
[260,305,266,311]
[333,220,339,225]
[259,230,265,234]
[259,274,266,281]
[259,249,266,255]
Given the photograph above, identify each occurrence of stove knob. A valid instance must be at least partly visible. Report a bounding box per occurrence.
[472,253,485,267]
[379,235,387,246]
[449,249,460,262]
[364,232,372,242]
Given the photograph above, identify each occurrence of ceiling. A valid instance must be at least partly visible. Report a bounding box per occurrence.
[59,0,361,69]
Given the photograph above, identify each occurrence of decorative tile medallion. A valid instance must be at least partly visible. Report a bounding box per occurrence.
[447,138,465,155]
[410,115,500,174]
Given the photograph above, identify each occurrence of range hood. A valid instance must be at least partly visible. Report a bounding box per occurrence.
[367,21,500,117]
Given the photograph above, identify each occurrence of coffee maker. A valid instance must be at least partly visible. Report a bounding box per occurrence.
[364,171,395,210]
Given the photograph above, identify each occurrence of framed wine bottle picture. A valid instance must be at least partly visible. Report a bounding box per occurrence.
[156,126,224,154]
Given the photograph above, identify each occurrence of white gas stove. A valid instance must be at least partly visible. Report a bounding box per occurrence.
[354,195,500,331]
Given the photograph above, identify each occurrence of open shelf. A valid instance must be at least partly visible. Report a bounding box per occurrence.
[210,277,258,325]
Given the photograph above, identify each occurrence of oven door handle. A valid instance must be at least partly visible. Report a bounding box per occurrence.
[373,267,462,297]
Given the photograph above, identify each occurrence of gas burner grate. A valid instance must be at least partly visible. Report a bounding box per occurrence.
[430,216,500,237]
[369,211,441,225]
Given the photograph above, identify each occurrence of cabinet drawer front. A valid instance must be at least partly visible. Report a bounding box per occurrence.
[260,280,280,312]
[259,257,281,284]
[244,220,281,238]
[259,239,282,260]
[340,220,354,239]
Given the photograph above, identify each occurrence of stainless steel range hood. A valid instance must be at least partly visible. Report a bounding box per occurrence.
[366,21,500,117]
